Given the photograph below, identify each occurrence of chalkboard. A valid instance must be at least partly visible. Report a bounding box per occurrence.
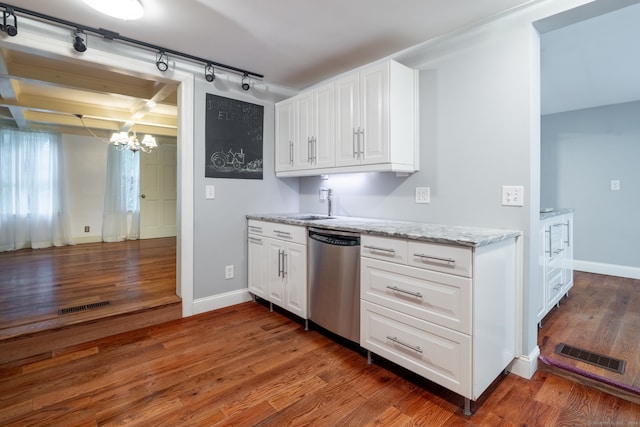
[205,94,264,179]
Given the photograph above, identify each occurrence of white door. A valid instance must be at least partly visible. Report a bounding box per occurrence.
[334,71,360,166]
[267,238,285,307]
[312,82,335,169]
[140,142,177,239]
[284,242,307,318]
[295,91,314,168]
[275,98,295,172]
[248,235,267,298]
[360,62,389,165]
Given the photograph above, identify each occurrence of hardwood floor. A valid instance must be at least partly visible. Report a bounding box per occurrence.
[1,300,638,426]
[538,271,640,401]
[0,238,181,363]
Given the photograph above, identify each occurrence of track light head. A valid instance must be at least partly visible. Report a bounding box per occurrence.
[73,31,87,53]
[241,73,250,91]
[156,50,169,72]
[1,8,18,37]
[205,63,215,82]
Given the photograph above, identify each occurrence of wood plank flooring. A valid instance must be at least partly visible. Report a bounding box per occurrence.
[538,271,640,399]
[0,238,181,363]
[0,238,180,340]
[1,300,638,426]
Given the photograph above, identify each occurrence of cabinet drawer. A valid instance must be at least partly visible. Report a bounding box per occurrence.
[361,258,471,334]
[546,267,564,305]
[361,235,407,264]
[407,241,472,278]
[269,224,307,244]
[248,220,270,236]
[361,300,471,398]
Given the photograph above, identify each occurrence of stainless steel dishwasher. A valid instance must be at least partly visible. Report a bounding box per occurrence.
[308,227,361,344]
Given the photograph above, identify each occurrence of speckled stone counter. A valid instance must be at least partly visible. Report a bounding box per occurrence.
[539,208,574,221]
[246,213,521,248]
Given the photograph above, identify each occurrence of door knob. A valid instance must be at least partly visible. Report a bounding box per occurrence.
[141,194,146,198]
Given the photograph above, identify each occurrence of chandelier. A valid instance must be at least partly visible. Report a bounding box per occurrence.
[109,130,157,153]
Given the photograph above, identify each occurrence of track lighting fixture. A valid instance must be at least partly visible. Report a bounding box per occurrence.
[73,30,87,53]
[241,73,250,91]
[205,63,215,82]
[155,50,168,72]
[1,7,17,37]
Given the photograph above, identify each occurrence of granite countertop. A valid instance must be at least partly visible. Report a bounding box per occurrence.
[540,208,574,221]
[246,213,522,248]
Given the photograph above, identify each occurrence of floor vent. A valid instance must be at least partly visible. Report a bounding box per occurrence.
[58,301,111,315]
[555,343,626,374]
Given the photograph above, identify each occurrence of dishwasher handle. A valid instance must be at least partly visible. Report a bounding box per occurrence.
[308,228,360,247]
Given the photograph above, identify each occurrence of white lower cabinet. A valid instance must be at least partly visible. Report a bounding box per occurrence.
[538,212,573,325]
[360,234,517,414]
[247,220,307,319]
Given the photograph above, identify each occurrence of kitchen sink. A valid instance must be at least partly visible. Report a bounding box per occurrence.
[285,214,335,221]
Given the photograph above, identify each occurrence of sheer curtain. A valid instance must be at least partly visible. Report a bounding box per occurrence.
[0,128,72,252]
[102,145,140,242]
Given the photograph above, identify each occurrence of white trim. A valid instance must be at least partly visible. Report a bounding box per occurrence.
[509,345,540,379]
[192,289,253,315]
[574,260,640,280]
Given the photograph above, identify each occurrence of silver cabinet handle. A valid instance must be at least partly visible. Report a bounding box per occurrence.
[564,221,570,247]
[358,127,364,157]
[274,230,292,238]
[289,141,293,165]
[413,253,456,264]
[283,252,288,277]
[363,245,396,254]
[387,336,423,354]
[545,228,552,257]
[307,137,313,163]
[386,285,422,298]
[248,225,263,232]
[278,249,284,278]
[352,128,358,158]
[248,236,263,243]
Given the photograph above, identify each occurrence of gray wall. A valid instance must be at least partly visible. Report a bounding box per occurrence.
[192,80,299,300]
[541,101,640,267]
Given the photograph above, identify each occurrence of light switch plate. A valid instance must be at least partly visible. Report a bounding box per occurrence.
[502,186,524,207]
[611,180,620,191]
[206,185,215,199]
[225,265,234,279]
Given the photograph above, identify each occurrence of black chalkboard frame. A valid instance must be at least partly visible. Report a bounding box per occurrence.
[205,94,264,179]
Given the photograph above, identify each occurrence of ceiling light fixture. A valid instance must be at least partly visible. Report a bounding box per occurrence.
[205,63,215,82]
[241,73,250,91]
[110,129,157,153]
[73,30,87,52]
[1,7,17,36]
[82,0,144,21]
[156,50,169,72]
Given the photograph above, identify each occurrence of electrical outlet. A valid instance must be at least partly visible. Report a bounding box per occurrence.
[84,226,90,233]
[225,265,234,279]
[415,187,430,204]
[610,180,620,191]
[319,187,328,201]
[502,186,524,207]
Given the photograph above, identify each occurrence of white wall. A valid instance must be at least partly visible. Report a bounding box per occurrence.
[542,101,640,271]
[62,134,107,243]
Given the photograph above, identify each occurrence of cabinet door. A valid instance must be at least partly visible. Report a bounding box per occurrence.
[247,235,267,298]
[295,91,314,168]
[312,82,335,169]
[275,99,295,172]
[335,71,360,166]
[360,61,389,165]
[536,226,547,323]
[267,239,285,307]
[284,242,307,318]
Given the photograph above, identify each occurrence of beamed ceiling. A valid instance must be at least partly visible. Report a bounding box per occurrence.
[0,47,178,140]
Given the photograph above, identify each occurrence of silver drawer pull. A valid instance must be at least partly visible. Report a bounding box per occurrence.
[386,336,423,354]
[248,226,263,232]
[386,285,422,298]
[413,254,456,264]
[248,237,263,243]
[363,245,396,254]
[274,230,291,237]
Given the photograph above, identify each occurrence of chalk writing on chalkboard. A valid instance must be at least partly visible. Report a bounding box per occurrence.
[205,94,264,179]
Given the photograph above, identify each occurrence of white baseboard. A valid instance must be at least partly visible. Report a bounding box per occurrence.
[192,289,253,315]
[509,346,540,380]
[72,235,102,244]
[574,260,640,280]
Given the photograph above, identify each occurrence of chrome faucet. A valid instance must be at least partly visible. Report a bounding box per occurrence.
[327,188,333,217]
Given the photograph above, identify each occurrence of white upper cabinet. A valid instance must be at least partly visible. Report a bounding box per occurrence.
[276,59,418,177]
[275,98,295,172]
